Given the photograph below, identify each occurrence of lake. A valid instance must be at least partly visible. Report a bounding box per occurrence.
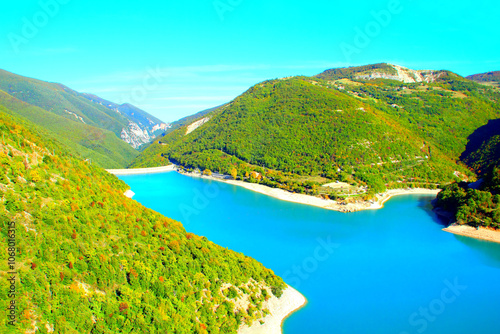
[118,171,500,334]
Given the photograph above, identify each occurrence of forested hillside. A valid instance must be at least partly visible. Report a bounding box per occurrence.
[0,110,285,333]
[133,65,500,198]
[0,91,138,168]
[467,71,500,88]
[435,130,500,229]
[163,105,224,136]
[0,69,167,166]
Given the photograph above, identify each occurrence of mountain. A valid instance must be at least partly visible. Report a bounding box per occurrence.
[0,90,138,168]
[435,134,500,229]
[460,119,500,173]
[0,105,285,332]
[466,71,500,87]
[130,105,225,168]
[80,93,170,148]
[0,69,166,151]
[316,63,452,83]
[163,104,225,136]
[132,64,500,198]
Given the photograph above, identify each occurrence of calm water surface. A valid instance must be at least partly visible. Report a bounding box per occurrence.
[118,172,500,334]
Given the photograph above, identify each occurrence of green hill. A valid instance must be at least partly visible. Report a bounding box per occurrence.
[467,71,500,82]
[0,69,131,136]
[0,108,285,332]
[466,71,500,88]
[0,90,138,168]
[163,104,225,136]
[80,93,170,138]
[132,64,500,198]
[435,135,500,229]
[0,69,168,164]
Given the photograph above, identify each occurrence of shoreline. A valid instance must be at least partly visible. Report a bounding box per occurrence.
[106,165,176,175]
[238,286,307,334]
[182,170,440,213]
[443,223,500,244]
[111,165,440,212]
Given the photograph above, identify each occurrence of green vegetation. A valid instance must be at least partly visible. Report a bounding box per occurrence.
[133,65,500,198]
[0,69,131,136]
[0,91,138,168]
[436,166,500,229]
[466,71,500,83]
[436,131,500,229]
[467,71,500,89]
[162,105,224,136]
[0,69,154,168]
[0,110,285,333]
[80,94,167,137]
[315,63,398,80]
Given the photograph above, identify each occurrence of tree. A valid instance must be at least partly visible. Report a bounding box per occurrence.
[230,168,238,179]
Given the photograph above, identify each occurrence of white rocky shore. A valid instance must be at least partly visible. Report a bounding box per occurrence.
[109,165,440,212]
[181,169,440,213]
[106,165,176,175]
[443,223,500,244]
[238,286,306,334]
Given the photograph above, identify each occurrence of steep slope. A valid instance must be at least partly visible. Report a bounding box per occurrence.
[130,105,225,168]
[133,64,500,197]
[163,104,225,136]
[0,110,285,332]
[460,119,500,173]
[0,90,138,168]
[0,69,166,149]
[466,71,500,88]
[316,63,450,83]
[80,93,170,147]
[436,137,500,229]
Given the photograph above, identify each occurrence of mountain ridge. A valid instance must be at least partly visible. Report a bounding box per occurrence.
[132,63,500,199]
[315,63,455,83]
[0,69,166,150]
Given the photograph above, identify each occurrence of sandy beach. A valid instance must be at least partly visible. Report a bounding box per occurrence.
[238,286,307,334]
[107,165,440,212]
[443,223,500,244]
[183,170,440,213]
[106,165,176,175]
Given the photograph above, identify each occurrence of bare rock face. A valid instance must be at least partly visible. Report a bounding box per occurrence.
[121,121,152,149]
[356,64,446,83]
[185,117,210,135]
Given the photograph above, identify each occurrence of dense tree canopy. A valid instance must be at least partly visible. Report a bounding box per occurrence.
[133,72,500,198]
[0,110,284,333]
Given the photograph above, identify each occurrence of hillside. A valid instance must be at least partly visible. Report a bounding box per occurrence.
[163,105,224,136]
[435,138,500,229]
[132,64,500,198]
[0,69,165,151]
[0,109,285,332]
[0,90,138,169]
[80,93,170,146]
[466,71,500,87]
[315,63,451,83]
[460,119,500,173]
[131,105,225,168]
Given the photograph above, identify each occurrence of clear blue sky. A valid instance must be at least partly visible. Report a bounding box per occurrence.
[1,0,499,122]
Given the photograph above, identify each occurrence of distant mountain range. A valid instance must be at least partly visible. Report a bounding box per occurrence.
[466,71,500,88]
[0,69,169,167]
[133,63,500,199]
[80,93,170,147]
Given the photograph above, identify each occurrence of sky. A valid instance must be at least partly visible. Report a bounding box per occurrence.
[1,0,499,122]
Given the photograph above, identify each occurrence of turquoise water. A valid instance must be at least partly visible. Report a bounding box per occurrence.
[118,172,500,334]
